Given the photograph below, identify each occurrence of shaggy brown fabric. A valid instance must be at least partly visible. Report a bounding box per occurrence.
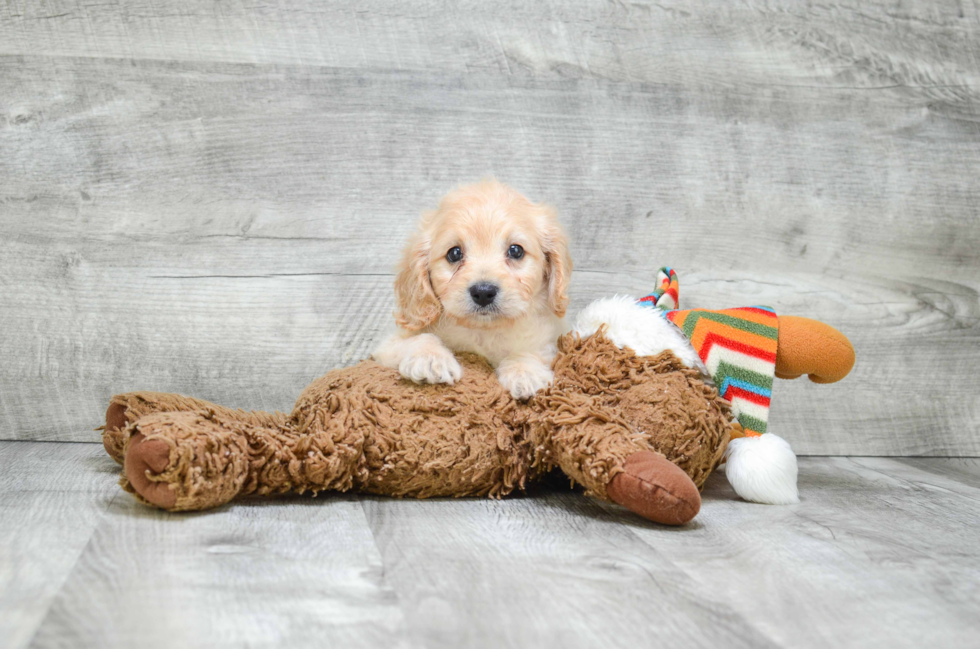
[104,391,282,464]
[293,354,540,499]
[537,330,732,494]
[108,331,733,520]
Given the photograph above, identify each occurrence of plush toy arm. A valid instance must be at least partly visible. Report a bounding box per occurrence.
[775,316,855,384]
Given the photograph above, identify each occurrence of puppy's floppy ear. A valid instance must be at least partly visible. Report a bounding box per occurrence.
[539,204,572,318]
[394,222,442,331]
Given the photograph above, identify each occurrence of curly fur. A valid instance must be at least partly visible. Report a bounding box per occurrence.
[105,331,733,512]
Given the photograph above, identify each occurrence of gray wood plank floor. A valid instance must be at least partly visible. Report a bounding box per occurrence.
[3,441,979,649]
[2,0,979,454]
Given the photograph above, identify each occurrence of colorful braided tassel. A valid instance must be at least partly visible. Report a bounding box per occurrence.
[637,267,679,310]
[638,268,779,437]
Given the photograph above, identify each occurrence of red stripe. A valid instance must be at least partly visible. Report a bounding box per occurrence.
[724,385,771,407]
[637,295,658,304]
[698,331,778,364]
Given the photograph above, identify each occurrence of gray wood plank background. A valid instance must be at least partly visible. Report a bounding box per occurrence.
[5,441,980,648]
[1,0,978,453]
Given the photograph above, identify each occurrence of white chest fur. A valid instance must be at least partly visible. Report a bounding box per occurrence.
[431,308,566,366]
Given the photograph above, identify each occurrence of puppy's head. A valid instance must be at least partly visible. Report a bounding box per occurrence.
[394,179,571,331]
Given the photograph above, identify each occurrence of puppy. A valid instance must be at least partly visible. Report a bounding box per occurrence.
[373,180,572,400]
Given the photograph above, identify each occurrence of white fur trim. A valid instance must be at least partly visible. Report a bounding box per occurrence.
[723,434,800,505]
[572,295,704,370]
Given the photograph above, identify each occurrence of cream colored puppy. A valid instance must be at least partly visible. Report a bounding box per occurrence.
[373,180,572,400]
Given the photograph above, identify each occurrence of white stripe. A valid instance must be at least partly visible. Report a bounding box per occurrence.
[704,345,774,378]
[730,398,769,424]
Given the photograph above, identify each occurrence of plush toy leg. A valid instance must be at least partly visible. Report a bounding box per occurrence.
[122,411,252,511]
[546,416,701,526]
[104,392,261,464]
[122,405,369,511]
[775,316,855,384]
[606,452,701,525]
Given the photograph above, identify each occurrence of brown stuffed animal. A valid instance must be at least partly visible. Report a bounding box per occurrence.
[102,274,855,525]
[104,330,731,525]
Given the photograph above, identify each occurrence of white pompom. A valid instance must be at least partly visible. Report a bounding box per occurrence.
[723,433,800,505]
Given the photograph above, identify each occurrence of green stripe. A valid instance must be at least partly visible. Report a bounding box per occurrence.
[681,310,778,340]
[737,414,768,434]
[715,361,774,391]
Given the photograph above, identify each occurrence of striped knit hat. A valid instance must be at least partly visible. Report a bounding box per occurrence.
[637,268,779,437]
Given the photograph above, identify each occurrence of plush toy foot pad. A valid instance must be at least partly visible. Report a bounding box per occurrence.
[125,432,177,510]
[606,452,701,525]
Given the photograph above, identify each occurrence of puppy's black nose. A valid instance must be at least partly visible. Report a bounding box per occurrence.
[469,282,499,307]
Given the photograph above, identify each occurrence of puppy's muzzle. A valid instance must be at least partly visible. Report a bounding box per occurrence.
[469,282,499,308]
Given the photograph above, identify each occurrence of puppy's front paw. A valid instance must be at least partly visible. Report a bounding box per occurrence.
[496,358,554,400]
[399,348,463,385]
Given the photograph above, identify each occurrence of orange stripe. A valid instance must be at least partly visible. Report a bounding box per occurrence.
[687,318,779,354]
[667,310,690,327]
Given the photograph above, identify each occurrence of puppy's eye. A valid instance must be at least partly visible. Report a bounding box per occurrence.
[446,246,463,263]
[507,244,524,260]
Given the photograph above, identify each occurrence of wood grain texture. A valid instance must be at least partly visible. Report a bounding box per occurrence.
[900,457,980,488]
[5,442,980,648]
[613,457,980,648]
[361,494,777,648]
[22,448,408,648]
[0,442,119,649]
[0,0,978,453]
